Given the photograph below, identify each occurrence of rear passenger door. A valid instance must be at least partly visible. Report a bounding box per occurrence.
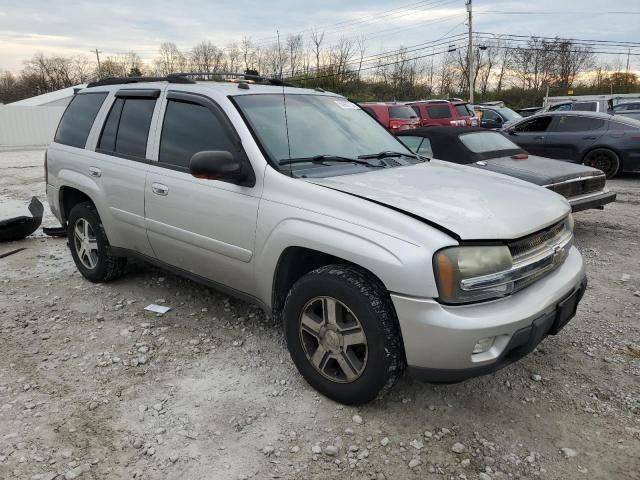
[90,88,160,256]
[543,115,606,161]
[144,91,260,295]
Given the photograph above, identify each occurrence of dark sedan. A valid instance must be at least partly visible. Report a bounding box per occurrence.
[501,111,640,178]
[397,127,616,213]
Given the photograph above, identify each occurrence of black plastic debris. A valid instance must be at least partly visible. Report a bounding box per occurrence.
[0,197,44,242]
[42,226,67,237]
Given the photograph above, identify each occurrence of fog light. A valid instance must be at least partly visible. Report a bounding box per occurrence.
[473,337,495,354]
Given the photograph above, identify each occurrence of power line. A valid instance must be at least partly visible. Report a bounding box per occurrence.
[474,32,640,48]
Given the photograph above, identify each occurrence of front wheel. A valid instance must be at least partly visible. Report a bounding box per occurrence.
[583,148,620,178]
[283,265,405,405]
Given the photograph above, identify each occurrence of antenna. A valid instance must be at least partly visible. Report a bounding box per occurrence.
[277,30,293,177]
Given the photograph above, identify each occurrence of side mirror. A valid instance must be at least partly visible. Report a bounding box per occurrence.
[189,150,248,183]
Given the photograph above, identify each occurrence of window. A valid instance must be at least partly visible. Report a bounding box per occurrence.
[388,105,417,119]
[513,116,552,133]
[234,94,412,165]
[549,103,572,112]
[455,104,471,116]
[459,131,520,153]
[399,135,423,152]
[97,97,156,159]
[426,105,452,119]
[573,102,597,112]
[481,110,501,122]
[415,137,433,157]
[411,106,421,117]
[159,100,236,169]
[55,93,108,148]
[553,116,606,132]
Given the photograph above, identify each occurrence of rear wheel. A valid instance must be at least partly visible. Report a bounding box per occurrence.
[283,265,405,404]
[583,148,620,178]
[67,202,126,283]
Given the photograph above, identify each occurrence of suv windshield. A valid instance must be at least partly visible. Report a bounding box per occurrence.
[234,94,413,167]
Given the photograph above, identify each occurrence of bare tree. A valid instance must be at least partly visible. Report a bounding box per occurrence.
[553,40,594,88]
[155,42,182,75]
[191,41,219,73]
[356,35,366,82]
[286,34,304,77]
[310,29,325,75]
[226,43,241,72]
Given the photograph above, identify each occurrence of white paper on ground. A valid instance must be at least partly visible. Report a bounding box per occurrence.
[144,304,171,314]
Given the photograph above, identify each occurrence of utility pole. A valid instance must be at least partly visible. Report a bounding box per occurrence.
[625,48,631,92]
[91,49,102,80]
[467,0,474,104]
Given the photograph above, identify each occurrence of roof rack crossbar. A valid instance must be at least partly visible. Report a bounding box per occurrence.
[86,76,195,88]
[166,72,297,88]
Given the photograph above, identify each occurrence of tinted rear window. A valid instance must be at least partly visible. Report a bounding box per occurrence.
[388,106,417,119]
[459,131,520,153]
[55,93,108,148]
[573,102,597,112]
[554,116,604,132]
[115,98,156,158]
[455,104,471,116]
[426,105,451,119]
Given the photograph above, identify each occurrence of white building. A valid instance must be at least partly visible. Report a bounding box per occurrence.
[0,85,85,147]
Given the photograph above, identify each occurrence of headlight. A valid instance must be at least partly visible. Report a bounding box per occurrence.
[433,246,513,304]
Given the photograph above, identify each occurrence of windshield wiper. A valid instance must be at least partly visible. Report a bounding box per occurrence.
[279,155,385,168]
[358,150,418,160]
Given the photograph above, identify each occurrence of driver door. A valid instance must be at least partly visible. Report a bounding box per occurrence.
[144,91,261,294]
[508,115,552,156]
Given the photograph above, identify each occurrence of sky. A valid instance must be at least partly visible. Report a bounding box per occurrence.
[0,0,639,73]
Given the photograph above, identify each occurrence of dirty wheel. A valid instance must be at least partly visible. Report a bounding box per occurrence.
[67,202,126,282]
[583,148,620,179]
[283,265,405,405]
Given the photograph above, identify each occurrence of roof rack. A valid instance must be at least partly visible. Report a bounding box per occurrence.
[86,72,297,89]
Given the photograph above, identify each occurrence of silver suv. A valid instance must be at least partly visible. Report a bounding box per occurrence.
[46,73,587,404]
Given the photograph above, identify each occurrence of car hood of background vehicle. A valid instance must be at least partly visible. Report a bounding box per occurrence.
[474,155,604,185]
[308,160,570,241]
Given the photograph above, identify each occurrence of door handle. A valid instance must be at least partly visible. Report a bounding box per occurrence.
[88,167,101,177]
[583,136,597,140]
[151,183,169,196]
[534,136,545,140]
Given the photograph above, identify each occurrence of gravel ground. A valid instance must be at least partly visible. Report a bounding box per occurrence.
[1,148,638,480]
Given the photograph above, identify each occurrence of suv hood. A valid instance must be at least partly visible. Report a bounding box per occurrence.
[308,160,570,240]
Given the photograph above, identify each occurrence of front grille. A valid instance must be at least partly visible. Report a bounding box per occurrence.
[547,175,605,199]
[507,219,573,292]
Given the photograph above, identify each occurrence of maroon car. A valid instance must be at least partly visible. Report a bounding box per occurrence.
[359,103,420,133]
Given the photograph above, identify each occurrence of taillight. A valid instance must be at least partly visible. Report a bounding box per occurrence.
[449,120,466,126]
[44,151,48,184]
[389,120,402,130]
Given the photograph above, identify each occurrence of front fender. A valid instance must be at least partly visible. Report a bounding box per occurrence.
[254,213,442,308]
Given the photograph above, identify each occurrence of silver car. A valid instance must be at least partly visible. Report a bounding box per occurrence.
[46,73,587,404]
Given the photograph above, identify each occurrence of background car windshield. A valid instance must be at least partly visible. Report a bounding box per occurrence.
[459,131,520,153]
[496,107,521,121]
[234,94,411,164]
[388,105,417,119]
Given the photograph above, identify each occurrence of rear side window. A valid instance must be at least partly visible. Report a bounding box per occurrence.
[573,102,597,112]
[426,105,451,119]
[388,106,416,119]
[553,116,605,132]
[55,93,108,148]
[159,100,236,169]
[411,106,421,116]
[97,97,156,159]
[455,104,470,116]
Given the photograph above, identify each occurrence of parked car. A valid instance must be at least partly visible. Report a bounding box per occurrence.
[473,105,522,130]
[544,100,608,113]
[612,102,640,121]
[502,111,640,178]
[359,102,420,133]
[406,99,478,127]
[397,127,616,212]
[46,73,586,404]
[517,107,542,117]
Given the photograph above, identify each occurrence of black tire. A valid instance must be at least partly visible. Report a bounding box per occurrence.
[583,148,620,179]
[66,202,126,283]
[283,264,405,405]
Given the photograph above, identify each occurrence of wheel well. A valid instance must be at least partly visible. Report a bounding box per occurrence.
[582,145,621,162]
[271,247,384,321]
[59,187,93,224]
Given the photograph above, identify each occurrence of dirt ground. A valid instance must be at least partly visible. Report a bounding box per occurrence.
[0,148,638,480]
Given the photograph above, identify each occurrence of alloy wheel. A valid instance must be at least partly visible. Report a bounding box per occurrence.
[73,218,99,270]
[298,296,368,383]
